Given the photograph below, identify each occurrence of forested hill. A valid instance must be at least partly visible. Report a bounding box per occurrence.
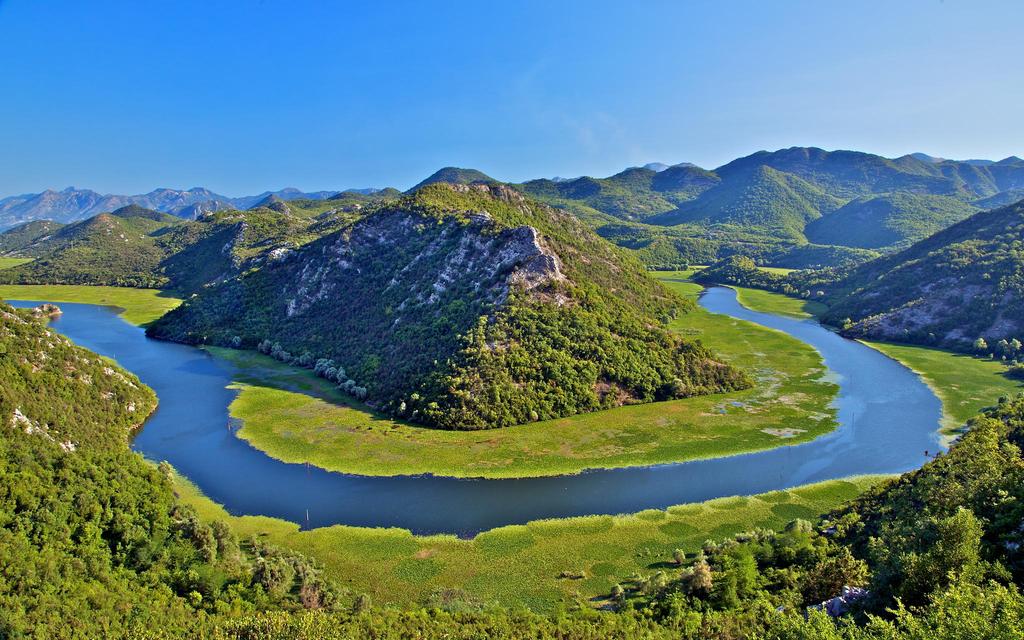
[0,192,401,293]
[0,301,358,636]
[147,183,749,430]
[821,199,1024,348]
[694,199,1024,351]
[0,301,155,450]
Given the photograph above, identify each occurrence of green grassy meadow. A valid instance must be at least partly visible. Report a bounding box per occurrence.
[731,285,828,320]
[0,284,181,325]
[211,274,839,478]
[176,472,883,611]
[0,257,33,270]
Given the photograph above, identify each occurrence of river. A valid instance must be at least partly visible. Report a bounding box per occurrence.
[10,287,941,536]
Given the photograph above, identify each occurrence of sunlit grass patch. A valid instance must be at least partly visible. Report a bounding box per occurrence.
[0,284,180,325]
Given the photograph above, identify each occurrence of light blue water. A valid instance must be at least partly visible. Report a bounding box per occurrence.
[10,287,941,536]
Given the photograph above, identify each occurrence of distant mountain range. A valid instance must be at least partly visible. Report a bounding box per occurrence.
[0,186,380,229]
[4,147,1023,270]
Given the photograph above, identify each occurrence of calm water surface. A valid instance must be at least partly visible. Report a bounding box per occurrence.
[11,287,941,536]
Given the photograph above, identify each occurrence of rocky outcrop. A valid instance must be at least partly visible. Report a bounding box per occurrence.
[30,303,62,319]
[283,207,565,319]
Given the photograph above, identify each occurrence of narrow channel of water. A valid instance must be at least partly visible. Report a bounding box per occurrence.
[10,287,941,536]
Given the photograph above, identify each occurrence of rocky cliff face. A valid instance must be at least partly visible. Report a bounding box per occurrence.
[284,209,565,320]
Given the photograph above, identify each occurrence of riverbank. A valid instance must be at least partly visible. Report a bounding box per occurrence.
[174,470,884,611]
[864,341,1023,434]
[0,284,180,325]
[713,280,1023,433]
[212,280,838,479]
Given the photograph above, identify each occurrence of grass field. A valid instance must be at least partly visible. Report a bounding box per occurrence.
[731,286,827,320]
[865,341,1024,433]
[0,257,33,270]
[212,276,838,479]
[757,266,797,276]
[0,284,181,325]
[177,472,883,611]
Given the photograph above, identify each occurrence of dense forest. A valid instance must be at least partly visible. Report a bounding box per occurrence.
[147,183,750,430]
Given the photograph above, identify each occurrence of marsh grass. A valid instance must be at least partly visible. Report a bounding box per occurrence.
[174,471,884,611]
[0,284,181,325]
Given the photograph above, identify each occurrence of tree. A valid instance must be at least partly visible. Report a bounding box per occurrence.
[974,337,989,353]
[673,549,686,566]
[802,547,868,604]
[686,558,713,596]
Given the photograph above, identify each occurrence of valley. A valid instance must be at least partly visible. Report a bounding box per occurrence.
[6,3,1024,635]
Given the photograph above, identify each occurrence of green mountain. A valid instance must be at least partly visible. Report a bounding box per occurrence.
[520,164,719,222]
[649,165,844,239]
[804,192,980,250]
[148,183,749,430]
[408,166,497,192]
[822,199,1024,348]
[520,148,1024,268]
[0,220,65,255]
[0,205,181,287]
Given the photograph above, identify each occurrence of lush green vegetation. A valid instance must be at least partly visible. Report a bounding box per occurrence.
[206,275,837,476]
[6,266,1024,637]
[0,301,348,637]
[805,192,979,250]
[149,184,749,430]
[0,284,181,325]
[822,200,1024,350]
[519,148,1024,271]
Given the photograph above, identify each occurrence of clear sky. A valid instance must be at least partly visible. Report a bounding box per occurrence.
[1,0,1021,196]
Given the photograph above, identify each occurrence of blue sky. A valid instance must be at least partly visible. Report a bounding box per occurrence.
[1,0,1021,196]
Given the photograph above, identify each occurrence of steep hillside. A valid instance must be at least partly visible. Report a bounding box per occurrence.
[824,199,1024,347]
[0,220,66,255]
[0,301,346,635]
[805,193,979,250]
[0,301,156,450]
[149,183,749,429]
